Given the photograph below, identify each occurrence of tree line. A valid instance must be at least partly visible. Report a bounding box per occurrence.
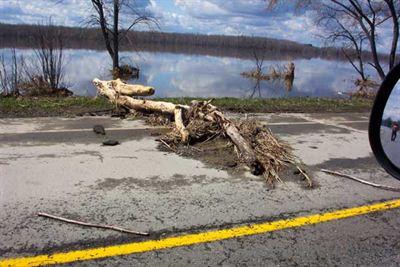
[0,23,357,60]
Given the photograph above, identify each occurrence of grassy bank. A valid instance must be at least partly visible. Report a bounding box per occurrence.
[156,97,373,113]
[0,96,113,117]
[0,96,373,118]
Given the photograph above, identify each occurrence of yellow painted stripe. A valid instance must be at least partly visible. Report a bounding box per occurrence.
[2,199,400,267]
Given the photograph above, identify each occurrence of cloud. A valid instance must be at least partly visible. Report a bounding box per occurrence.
[165,0,320,44]
[0,0,89,25]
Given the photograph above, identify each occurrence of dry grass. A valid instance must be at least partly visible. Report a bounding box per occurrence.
[349,78,379,99]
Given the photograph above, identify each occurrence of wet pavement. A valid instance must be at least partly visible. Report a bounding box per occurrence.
[1,113,400,266]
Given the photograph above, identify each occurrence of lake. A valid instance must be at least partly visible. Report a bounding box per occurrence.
[0,48,376,98]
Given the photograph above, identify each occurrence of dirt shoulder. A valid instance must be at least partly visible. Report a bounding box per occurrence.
[0,96,373,118]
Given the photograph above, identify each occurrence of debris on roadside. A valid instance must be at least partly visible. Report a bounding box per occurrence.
[322,169,400,192]
[92,125,120,146]
[102,140,120,146]
[93,124,106,135]
[38,212,149,236]
[93,78,313,186]
[295,166,313,188]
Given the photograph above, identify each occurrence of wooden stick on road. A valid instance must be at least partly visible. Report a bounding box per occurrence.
[321,169,400,192]
[38,212,149,236]
[296,166,313,188]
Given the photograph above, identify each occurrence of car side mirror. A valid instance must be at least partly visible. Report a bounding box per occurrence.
[369,63,400,180]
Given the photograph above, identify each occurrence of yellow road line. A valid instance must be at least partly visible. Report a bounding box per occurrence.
[2,199,400,267]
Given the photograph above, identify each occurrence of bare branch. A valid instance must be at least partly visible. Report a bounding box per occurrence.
[88,0,159,72]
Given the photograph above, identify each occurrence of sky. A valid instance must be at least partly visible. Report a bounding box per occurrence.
[0,0,392,49]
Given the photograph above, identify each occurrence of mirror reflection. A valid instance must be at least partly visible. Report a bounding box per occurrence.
[381,81,400,168]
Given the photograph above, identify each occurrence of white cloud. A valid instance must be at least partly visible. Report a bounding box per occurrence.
[0,0,89,25]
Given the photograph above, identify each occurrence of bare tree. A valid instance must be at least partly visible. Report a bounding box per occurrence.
[317,5,369,81]
[249,51,265,98]
[382,0,399,70]
[88,0,158,74]
[0,21,67,97]
[329,0,397,80]
[32,21,65,90]
[0,48,24,96]
[266,0,400,81]
[35,21,64,89]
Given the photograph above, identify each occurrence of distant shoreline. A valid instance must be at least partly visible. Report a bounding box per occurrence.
[0,23,380,61]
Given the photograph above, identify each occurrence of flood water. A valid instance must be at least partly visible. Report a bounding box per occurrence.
[0,48,376,98]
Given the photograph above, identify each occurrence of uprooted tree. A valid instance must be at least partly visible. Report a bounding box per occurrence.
[93,78,311,186]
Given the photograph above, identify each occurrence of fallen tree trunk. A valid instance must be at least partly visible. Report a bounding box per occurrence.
[93,78,268,176]
[119,95,188,114]
[174,106,190,143]
[93,78,155,97]
[93,79,187,115]
[222,119,263,175]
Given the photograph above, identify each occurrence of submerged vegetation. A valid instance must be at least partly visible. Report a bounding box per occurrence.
[241,54,295,96]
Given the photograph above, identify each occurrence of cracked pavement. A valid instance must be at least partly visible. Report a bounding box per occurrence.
[1,113,400,266]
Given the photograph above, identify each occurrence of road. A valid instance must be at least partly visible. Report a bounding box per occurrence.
[381,126,400,167]
[1,113,400,266]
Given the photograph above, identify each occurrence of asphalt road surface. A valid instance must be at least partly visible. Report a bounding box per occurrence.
[1,113,400,266]
[381,126,400,167]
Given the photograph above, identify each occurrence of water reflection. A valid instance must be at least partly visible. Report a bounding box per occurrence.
[381,81,400,167]
[0,49,371,98]
[243,62,295,98]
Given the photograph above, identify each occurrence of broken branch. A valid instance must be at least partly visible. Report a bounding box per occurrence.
[94,78,155,97]
[174,106,190,143]
[38,212,149,236]
[296,166,313,188]
[321,169,400,192]
[157,138,177,152]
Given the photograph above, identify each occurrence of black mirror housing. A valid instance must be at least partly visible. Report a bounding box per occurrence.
[369,63,400,180]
